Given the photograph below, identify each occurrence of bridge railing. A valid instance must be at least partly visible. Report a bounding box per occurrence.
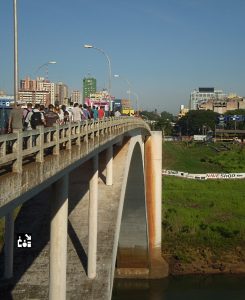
[0,117,149,174]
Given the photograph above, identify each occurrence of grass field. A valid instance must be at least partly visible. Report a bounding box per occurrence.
[162,142,245,266]
[162,141,245,173]
[163,177,245,250]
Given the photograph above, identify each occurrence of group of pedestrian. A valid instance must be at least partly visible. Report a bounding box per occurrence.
[8,102,116,133]
[71,103,107,122]
[9,103,52,132]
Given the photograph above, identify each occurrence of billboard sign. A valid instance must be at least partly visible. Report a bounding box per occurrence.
[0,99,12,107]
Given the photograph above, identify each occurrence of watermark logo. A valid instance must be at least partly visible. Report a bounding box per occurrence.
[17,233,32,248]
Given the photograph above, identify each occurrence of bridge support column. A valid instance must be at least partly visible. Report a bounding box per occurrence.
[88,154,98,279]
[145,131,169,278]
[4,211,14,279]
[49,174,68,300]
[106,145,113,185]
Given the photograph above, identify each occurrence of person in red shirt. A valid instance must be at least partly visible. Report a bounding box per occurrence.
[98,107,104,119]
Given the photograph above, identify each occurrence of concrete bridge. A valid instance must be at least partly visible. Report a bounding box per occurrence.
[0,117,168,299]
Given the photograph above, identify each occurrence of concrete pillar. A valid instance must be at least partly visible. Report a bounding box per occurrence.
[4,211,14,279]
[88,154,98,279]
[106,145,113,186]
[145,132,162,248]
[150,132,162,248]
[49,174,68,300]
[145,131,168,278]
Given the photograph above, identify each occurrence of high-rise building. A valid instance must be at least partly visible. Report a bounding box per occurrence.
[55,82,69,105]
[20,76,55,105]
[198,96,245,113]
[18,90,51,105]
[189,87,226,110]
[83,77,96,101]
[71,90,81,103]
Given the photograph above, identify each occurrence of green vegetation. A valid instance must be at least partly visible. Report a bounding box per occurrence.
[163,141,245,173]
[163,178,245,249]
[175,110,219,135]
[162,142,245,265]
[210,146,245,172]
[140,110,175,135]
[141,109,245,136]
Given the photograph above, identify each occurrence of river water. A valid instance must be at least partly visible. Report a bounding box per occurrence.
[112,275,245,300]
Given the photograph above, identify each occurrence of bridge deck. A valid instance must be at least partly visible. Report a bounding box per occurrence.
[0,141,129,299]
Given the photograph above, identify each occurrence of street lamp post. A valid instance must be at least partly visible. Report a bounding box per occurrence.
[35,61,57,80]
[131,91,139,113]
[114,74,131,102]
[114,74,139,113]
[13,0,18,104]
[34,61,56,104]
[84,44,112,109]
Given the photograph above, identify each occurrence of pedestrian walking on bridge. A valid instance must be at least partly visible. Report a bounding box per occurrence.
[8,103,23,133]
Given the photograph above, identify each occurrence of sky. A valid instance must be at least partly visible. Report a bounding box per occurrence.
[1,0,245,114]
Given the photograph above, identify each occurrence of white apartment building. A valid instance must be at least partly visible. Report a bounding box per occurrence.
[189,87,227,110]
[55,82,69,105]
[18,90,51,106]
[20,77,55,105]
[71,90,81,103]
[37,77,55,104]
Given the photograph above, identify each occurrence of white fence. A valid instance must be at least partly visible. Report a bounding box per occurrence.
[162,169,245,180]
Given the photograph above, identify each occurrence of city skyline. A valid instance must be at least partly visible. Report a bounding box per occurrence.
[0,0,245,113]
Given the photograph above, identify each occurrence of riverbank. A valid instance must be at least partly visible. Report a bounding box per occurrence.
[163,247,245,275]
[162,176,245,276]
[162,141,245,276]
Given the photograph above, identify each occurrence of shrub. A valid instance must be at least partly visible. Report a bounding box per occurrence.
[199,223,208,230]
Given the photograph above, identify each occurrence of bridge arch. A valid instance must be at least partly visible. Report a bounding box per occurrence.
[109,132,168,299]
[113,135,149,276]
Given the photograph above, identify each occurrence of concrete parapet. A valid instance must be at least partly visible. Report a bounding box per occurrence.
[0,118,150,216]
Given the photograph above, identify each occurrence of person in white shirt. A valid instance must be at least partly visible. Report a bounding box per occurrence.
[72,103,82,122]
[25,103,45,130]
[104,103,109,117]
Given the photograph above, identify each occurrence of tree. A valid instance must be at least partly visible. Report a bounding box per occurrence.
[160,111,174,121]
[224,109,245,130]
[175,110,219,135]
[155,111,174,135]
[140,110,160,121]
[140,110,174,134]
